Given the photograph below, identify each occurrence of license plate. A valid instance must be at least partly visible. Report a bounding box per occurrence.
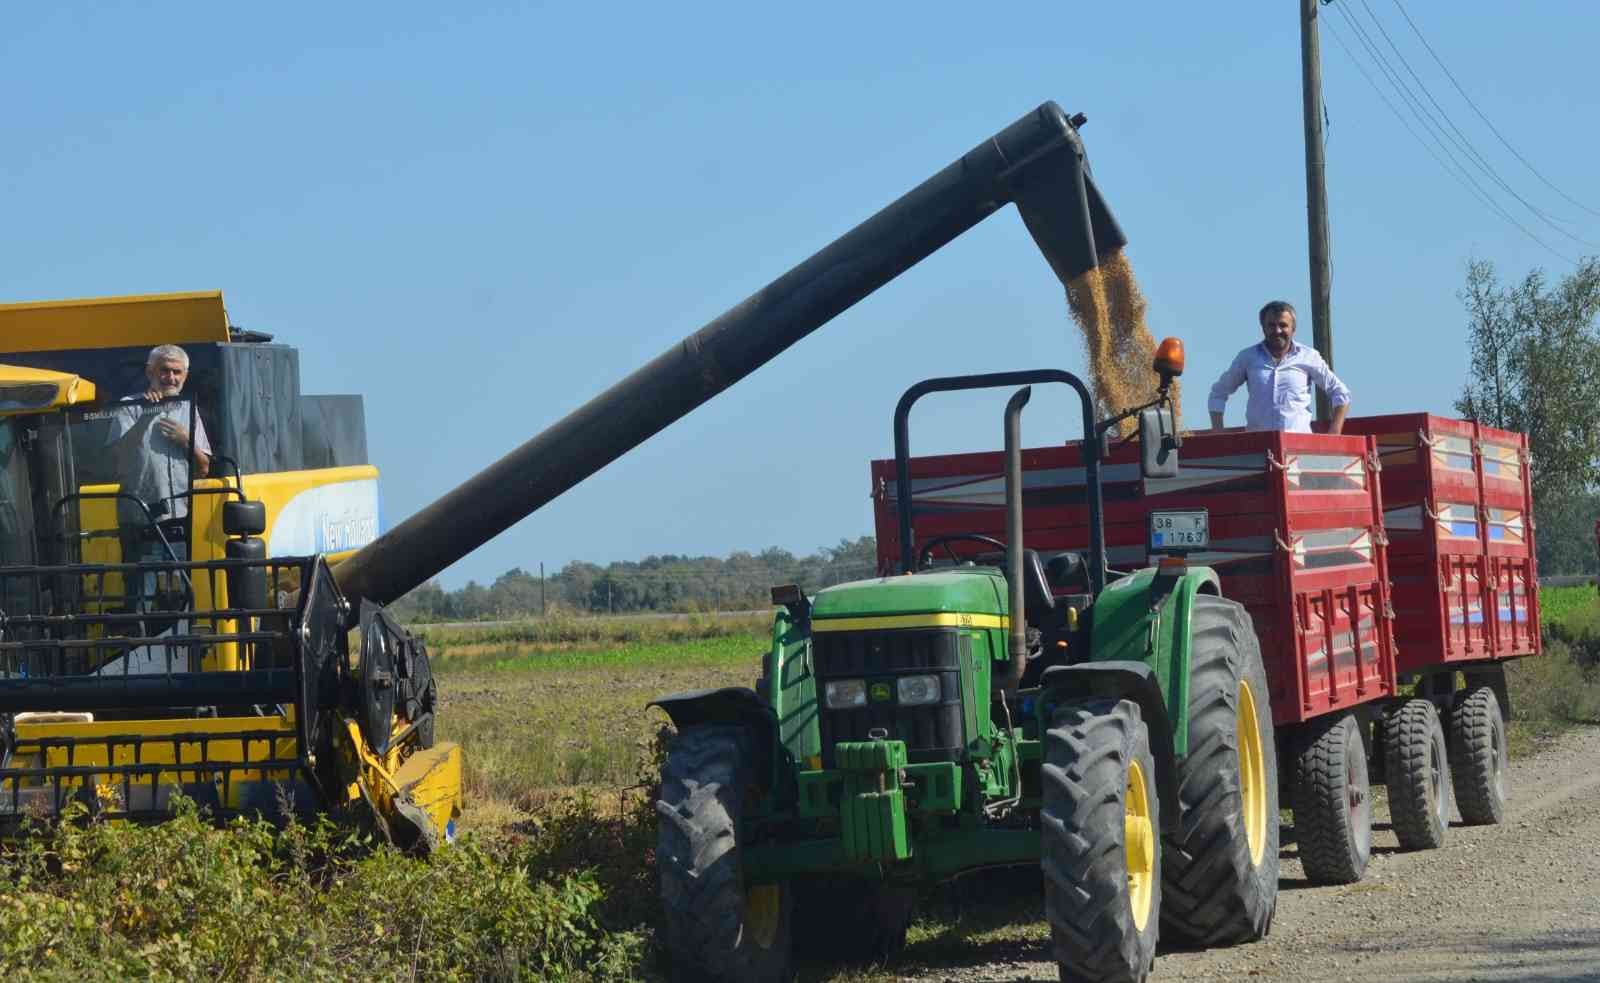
[1150,510,1209,551]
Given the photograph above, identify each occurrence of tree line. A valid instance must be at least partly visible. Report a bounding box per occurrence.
[389,537,880,621]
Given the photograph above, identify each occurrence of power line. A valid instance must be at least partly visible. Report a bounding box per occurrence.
[1322,7,1576,264]
[1350,0,1596,248]
[1388,0,1600,221]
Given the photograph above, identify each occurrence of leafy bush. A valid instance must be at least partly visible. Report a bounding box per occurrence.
[0,800,647,981]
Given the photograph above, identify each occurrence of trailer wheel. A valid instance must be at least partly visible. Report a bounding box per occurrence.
[1160,595,1279,946]
[1382,698,1451,849]
[656,725,793,983]
[794,878,915,963]
[1448,685,1508,825]
[1042,698,1160,983]
[1292,711,1371,885]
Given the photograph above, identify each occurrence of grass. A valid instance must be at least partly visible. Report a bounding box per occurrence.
[434,633,764,814]
[415,611,771,657]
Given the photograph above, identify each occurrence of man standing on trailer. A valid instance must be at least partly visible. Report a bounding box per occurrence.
[1206,300,1352,433]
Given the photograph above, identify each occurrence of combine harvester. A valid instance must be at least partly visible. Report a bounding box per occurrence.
[0,296,459,848]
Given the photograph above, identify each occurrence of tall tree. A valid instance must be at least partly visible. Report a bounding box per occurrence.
[1456,257,1600,573]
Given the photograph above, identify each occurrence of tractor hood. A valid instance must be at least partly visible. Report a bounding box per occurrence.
[811,570,1009,624]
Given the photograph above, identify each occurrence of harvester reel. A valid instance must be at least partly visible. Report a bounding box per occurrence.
[358,601,400,756]
[297,558,346,760]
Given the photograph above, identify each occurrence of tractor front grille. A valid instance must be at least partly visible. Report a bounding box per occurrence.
[812,626,968,768]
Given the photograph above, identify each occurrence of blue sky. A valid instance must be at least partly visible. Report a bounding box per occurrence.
[5,2,1597,587]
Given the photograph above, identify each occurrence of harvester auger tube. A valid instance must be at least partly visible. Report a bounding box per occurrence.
[332,101,1126,611]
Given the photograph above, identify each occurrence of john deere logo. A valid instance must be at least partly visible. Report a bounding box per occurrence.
[869,682,893,703]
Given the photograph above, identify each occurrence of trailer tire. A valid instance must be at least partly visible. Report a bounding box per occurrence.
[1160,595,1279,946]
[1382,698,1451,849]
[656,725,793,983]
[1292,711,1371,885]
[1042,698,1160,983]
[1448,685,1508,826]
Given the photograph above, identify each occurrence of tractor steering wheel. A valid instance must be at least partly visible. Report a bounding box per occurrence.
[917,534,1007,571]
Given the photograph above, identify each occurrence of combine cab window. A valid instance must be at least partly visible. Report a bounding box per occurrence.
[0,419,35,567]
[66,398,200,531]
[0,418,39,618]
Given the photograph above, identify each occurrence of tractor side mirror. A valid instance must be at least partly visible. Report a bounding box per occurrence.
[1138,407,1180,479]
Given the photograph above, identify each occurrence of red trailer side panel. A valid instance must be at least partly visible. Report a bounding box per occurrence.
[871,428,1397,726]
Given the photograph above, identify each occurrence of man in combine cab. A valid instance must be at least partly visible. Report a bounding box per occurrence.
[1206,300,1351,434]
[109,344,212,612]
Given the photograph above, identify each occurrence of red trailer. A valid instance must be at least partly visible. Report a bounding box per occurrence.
[870,413,1538,884]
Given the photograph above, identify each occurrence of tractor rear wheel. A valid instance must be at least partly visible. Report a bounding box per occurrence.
[1160,595,1279,946]
[1042,698,1160,983]
[1448,684,1509,826]
[1382,698,1451,849]
[1292,711,1372,885]
[656,725,793,983]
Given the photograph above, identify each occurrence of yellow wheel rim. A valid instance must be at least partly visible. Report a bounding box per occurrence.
[744,884,781,950]
[1125,758,1156,930]
[1238,679,1268,867]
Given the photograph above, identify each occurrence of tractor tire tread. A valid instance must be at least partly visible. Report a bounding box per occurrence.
[1042,698,1159,983]
[656,725,792,983]
[1160,595,1280,947]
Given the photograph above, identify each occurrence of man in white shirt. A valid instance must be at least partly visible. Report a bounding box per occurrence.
[1207,300,1351,434]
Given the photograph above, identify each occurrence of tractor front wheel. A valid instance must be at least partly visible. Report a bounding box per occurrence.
[1293,711,1372,885]
[1383,698,1451,849]
[656,725,793,983]
[1042,698,1161,983]
[1161,595,1279,946]
[1449,684,1509,825]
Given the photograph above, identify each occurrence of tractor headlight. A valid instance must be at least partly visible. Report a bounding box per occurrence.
[896,674,941,706]
[824,679,868,709]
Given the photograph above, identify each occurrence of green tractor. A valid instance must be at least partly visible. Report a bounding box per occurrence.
[649,349,1278,982]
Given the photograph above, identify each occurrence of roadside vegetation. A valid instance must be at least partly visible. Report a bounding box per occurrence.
[1507,585,1600,752]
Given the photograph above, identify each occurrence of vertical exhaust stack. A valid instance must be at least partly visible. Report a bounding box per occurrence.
[333,102,1129,609]
[1003,386,1032,693]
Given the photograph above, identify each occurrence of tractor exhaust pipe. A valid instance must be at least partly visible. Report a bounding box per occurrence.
[333,102,1126,608]
[1004,387,1031,693]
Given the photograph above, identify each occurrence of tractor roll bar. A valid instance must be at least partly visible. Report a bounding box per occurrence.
[891,369,1106,595]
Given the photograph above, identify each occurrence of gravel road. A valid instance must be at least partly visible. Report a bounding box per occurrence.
[896,724,1600,983]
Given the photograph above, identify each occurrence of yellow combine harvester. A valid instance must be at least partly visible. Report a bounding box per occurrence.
[0,292,460,848]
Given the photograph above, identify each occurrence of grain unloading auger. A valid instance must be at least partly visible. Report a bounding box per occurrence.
[0,101,1126,853]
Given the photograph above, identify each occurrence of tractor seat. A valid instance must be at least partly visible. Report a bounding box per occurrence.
[1020,548,1055,623]
[1045,552,1089,593]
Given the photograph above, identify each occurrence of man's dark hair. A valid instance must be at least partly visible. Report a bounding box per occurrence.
[1259,300,1297,326]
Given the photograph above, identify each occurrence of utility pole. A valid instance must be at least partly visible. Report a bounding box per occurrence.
[1300,0,1334,422]
[539,561,546,617]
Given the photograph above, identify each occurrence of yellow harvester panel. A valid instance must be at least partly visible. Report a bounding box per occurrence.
[0,291,230,353]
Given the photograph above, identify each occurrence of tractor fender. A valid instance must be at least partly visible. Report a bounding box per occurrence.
[1039,661,1181,834]
[648,687,781,791]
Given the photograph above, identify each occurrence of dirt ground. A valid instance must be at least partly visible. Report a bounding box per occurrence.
[883,724,1600,983]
